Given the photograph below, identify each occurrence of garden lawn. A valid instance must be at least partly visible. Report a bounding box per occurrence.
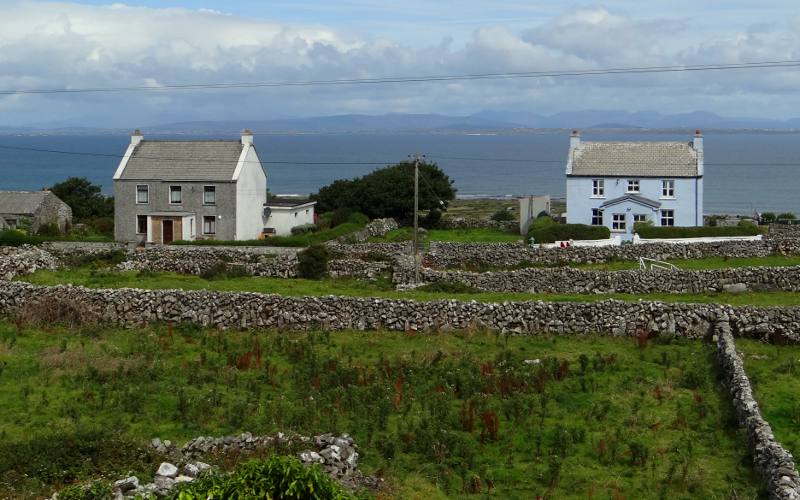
[0,323,760,499]
[737,340,800,460]
[20,267,800,307]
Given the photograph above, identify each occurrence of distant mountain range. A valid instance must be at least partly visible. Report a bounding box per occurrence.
[5,110,800,135]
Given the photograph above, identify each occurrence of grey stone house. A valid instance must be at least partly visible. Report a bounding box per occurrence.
[0,190,72,233]
[113,129,268,244]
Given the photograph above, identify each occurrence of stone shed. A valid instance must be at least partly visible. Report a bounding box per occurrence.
[0,190,72,234]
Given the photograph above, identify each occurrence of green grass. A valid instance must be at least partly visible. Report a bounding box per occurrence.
[0,323,760,498]
[737,340,800,460]
[370,227,521,244]
[172,221,365,247]
[577,255,800,272]
[19,267,800,307]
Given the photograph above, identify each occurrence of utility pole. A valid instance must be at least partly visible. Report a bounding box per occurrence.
[409,153,424,284]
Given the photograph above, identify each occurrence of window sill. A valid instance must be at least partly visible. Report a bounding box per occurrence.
[590,196,606,199]
[660,197,676,200]
[135,202,149,205]
[203,203,216,206]
[626,191,641,195]
[611,229,627,233]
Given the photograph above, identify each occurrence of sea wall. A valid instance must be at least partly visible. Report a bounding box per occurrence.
[2,281,800,341]
[715,319,800,498]
[424,239,800,269]
[396,264,800,294]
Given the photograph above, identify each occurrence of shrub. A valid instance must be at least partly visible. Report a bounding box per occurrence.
[290,223,318,235]
[417,281,480,294]
[778,212,797,222]
[87,217,114,236]
[13,297,99,329]
[166,456,352,500]
[56,481,112,500]
[36,223,61,237]
[634,224,761,239]
[330,208,354,228]
[297,245,329,279]
[760,212,777,224]
[200,262,250,280]
[528,217,610,243]
[0,229,43,246]
[490,209,515,222]
[421,208,443,229]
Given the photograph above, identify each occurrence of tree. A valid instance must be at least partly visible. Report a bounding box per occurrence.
[49,177,113,221]
[311,160,456,222]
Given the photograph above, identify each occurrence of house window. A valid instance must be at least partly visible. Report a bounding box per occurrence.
[169,186,182,204]
[591,208,603,226]
[662,180,675,198]
[203,216,216,235]
[627,179,640,193]
[136,215,147,234]
[612,214,626,231]
[661,209,675,227]
[633,214,649,224]
[203,186,216,205]
[136,184,149,204]
[5,218,17,229]
[592,179,605,197]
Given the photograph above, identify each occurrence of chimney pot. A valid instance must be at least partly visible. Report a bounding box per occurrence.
[241,129,254,145]
[131,129,143,146]
[695,129,702,136]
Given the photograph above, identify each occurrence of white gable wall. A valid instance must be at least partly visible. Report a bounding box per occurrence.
[266,204,315,236]
[234,146,268,240]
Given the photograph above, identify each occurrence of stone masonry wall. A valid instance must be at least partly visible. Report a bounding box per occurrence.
[424,239,800,269]
[715,319,800,499]
[396,264,800,294]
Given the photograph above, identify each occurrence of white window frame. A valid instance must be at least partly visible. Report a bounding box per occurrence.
[135,215,147,235]
[612,213,626,232]
[591,179,605,198]
[169,185,182,205]
[661,180,675,198]
[626,179,640,194]
[660,209,675,227]
[203,185,216,206]
[136,184,149,204]
[591,208,603,226]
[203,215,216,235]
[633,214,649,224]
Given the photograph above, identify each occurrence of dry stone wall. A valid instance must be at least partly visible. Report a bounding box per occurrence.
[117,246,299,278]
[439,216,517,232]
[424,239,800,269]
[0,245,58,280]
[397,264,800,294]
[715,319,800,499]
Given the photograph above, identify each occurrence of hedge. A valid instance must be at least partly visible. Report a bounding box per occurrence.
[528,218,610,243]
[634,224,763,239]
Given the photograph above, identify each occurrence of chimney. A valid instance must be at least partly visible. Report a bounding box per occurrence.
[131,129,143,146]
[692,129,703,153]
[569,129,581,149]
[241,129,254,146]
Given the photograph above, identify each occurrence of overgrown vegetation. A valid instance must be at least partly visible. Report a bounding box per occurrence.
[634,223,763,239]
[528,216,610,243]
[0,323,759,498]
[297,245,330,279]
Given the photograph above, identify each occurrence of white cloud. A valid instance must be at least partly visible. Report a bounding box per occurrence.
[2,1,800,126]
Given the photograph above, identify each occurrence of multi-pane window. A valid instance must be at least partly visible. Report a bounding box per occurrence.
[592,179,605,197]
[662,180,675,198]
[633,214,649,224]
[203,186,216,205]
[136,184,149,204]
[136,215,147,234]
[627,179,640,193]
[612,214,626,231]
[660,209,675,226]
[169,186,182,204]
[203,216,216,235]
[591,208,603,226]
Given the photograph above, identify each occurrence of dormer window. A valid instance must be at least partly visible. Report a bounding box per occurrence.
[627,179,640,193]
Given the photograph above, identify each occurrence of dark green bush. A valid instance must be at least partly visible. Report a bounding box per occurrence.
[330,208,354,227]
[778,213,797,222]
[490,209,515,222]
[421,208,443,229]
[290,223,317,235]
[417,281,481,294]
[56,481,112,500]
[0,230,43,246]
[200,262,250,280]
[634,224,761,239]
[297,245,329,279]
[36,223,62,237]
[528,217,609,243]
[760,212,776,224]
[166,456,352,500]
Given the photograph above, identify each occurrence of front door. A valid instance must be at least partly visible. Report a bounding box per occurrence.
[162,219,174,244]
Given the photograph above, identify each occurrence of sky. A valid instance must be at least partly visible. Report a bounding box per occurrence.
[2,0,800,127]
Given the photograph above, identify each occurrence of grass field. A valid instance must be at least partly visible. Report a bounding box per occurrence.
[738,340,800,460]
[577,255,800,272]
[372,227,522,243]
[20,267,800,308]
[0,323,760,499]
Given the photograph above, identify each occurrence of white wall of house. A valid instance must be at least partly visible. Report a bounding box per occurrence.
[234,143,268,240]
[266,203,315,236]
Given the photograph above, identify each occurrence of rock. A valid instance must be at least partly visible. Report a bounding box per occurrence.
[112,476,139,492]
[723,283,748,294]
[153,475,175,490]
[174,475,194,484]
[156,462,179,478]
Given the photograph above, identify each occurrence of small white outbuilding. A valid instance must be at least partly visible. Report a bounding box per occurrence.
[263,198,317,237]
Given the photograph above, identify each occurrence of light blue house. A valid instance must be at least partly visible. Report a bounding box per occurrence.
[565,130,704,240]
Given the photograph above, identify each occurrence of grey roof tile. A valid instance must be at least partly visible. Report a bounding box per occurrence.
[0,191,50,214]
[570,141,699,177]
[120,141,245,181]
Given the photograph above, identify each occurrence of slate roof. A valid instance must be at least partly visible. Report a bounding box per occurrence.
[119,141,245,181]
[569,141,700,177]
[266,197,315,208]
[599,194,661,210]
[0,191,51,214]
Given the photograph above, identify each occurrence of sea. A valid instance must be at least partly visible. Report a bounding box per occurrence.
[0,130,798,215]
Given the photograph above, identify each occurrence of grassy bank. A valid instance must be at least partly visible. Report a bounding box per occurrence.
[370,227,522,244]
[578,255,800,272]
[0,323,759,498]
[19,267,800,307]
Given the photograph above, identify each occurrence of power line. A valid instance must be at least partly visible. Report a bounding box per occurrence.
[2,60,800,96]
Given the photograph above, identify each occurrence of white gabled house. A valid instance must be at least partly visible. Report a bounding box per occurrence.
[112,129,268,243]
[565,130,704,240]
